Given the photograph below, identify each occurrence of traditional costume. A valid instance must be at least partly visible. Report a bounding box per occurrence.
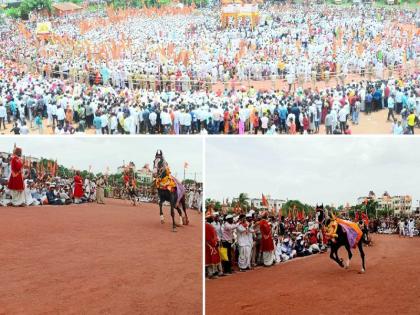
[259,217,275,266]
[7,148,25,206]
[73,174,84,203]
[205,222,221,277]
[237,220,253,270]
[96,177,105,204]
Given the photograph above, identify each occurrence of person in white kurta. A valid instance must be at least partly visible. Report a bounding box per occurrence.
[237,215,254,271]
[408,219,415,238]
[24,179,39,206]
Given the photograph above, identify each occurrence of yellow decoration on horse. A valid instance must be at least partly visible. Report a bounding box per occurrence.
[155,166,177,192]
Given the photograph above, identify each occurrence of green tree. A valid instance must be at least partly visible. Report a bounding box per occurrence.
[236,193,249,211]
[59,0,83,4]
[182,179,196,185]
[19,0,52,19]
[5,7,21,19]
[282,200,312,216]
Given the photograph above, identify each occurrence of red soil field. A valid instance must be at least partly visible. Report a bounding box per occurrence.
[0,198,202,314]
[206,235,420,315]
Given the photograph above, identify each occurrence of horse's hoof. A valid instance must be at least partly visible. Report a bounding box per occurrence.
[359,269,365,274]
[179,216,184,226]
[182,216,189,225]
[172,227,177,232]
[160,215,164,224]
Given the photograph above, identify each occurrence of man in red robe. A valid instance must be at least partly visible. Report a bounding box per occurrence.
[8,147,25,206]
[259,212,275,266]
[73,171,84,204]
[206,215,221,279]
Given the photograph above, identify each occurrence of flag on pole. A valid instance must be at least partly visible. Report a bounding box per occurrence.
[261,193,269,207]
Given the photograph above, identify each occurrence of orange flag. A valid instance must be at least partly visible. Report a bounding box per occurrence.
[262,194,269,207]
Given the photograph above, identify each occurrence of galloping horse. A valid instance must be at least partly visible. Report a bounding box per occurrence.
[152,150,188,232]
[326,215,366,273]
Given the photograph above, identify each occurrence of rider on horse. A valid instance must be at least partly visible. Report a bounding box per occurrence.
[153,150,188,230]
[325,213,339,242]
[154,151,177,192]
[355,210,370,244]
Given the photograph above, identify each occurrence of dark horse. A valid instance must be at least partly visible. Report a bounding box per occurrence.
[153,150,188,232]
[326,218,366,273]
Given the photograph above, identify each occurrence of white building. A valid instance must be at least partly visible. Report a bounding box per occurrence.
[377,195,412,215]
[136,168,153,184]
[411,200,420,213]
[357,194,413,215]
[250,197,286,212]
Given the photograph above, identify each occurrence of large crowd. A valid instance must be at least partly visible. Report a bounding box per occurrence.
[0,3,418,135]
[205,208,420,279]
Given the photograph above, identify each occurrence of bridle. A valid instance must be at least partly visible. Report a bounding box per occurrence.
[153,156,167,180]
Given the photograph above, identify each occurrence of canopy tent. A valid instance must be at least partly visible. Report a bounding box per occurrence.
[52,2,83,16]
[221,3,260,29]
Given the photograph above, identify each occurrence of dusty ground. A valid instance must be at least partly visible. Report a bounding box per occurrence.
[0,198,202,315]
[206,235,420,315]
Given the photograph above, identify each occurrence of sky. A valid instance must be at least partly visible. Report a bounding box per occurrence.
[1,137,203,181]
[206,137,420,206]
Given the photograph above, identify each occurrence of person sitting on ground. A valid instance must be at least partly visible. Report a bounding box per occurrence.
[279,237,296,261]
[46,185,63,205]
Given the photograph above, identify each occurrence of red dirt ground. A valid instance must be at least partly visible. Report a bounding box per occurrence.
[206,235,420,315]
[0,198,202,314]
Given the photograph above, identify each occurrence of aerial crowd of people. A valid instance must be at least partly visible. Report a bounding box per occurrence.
[0,3,418,135]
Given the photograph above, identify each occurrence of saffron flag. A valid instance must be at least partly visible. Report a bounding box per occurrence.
[261,193,269,207]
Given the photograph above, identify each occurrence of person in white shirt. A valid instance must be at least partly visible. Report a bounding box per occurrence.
[160,109,172,134]
[51,103,58,127]
[100,113,109,134]
[398,219,405,237]
[0,103,7,130]
[183,110,192,134]
[56,105,65,128]
[24,179,39,206]
[408,218,415,238]
[20,122,29,135]
[110,113,118,134]
[338,106,349,133]
[149,111,157,134]
[260,114,269,134]
[237,214,254,271]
